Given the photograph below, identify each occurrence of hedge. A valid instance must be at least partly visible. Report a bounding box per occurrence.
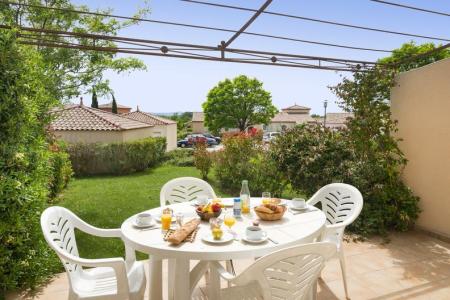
[67,137,166,176]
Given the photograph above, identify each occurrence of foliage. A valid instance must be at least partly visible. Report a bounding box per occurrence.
[67,137,166,176]
[167,112,193,139]
[163,149,194,167]
[378,41,450,73]
[203,75,277,133]
[0,30,61,294]
[91,88,98,108]
[270,125,354,196]
[214,132,285,196]
[47,143,73,200]
[111,93,118,114]
[193,142,212,180]
[1,0,149,100]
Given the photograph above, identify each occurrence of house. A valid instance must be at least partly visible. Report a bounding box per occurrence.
[51,102,177,150]
[264,104,316,132]
[98,102,132,114]
[324,112,353,129]
[187,112,207,133]
[51,103,153,144]
[123,108,177,150]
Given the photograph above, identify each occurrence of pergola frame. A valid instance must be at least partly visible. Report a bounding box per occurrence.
[1,0,449,73]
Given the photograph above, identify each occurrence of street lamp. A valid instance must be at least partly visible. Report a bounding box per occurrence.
[323,100,328,127]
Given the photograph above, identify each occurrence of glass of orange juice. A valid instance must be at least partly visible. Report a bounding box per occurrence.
[161,209,172,231]
[262,192,271,204]
[224,212,236,232]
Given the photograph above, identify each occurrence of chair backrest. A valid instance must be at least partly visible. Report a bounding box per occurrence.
[41,207,82,279]
[310,183,363,228]
[160,177,217,206]
[235,242,336,300]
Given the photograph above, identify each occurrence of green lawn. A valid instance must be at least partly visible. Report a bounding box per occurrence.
[58,165,230,259]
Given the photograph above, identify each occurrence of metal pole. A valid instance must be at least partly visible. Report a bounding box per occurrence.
[323,100,328,127]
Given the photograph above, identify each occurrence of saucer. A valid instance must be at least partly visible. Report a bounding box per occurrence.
[241,235,268,244]
[290,204,309,211]
[202,232,234,244]
[133,219,156,228]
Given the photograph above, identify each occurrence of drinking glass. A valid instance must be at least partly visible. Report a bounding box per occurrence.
[223,212,236,232]
[262,192,271,204]
[161,209,172,231]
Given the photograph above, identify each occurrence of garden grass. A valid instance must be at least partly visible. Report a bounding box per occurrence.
[58,165,230,259]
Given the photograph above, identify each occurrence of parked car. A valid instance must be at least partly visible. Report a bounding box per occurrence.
[263,132,281,143]
[177,138,190,148]
[203,133,221,144]
[179,134,217,147]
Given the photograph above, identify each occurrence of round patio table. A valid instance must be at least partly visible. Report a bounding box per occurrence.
[121,198,326,300]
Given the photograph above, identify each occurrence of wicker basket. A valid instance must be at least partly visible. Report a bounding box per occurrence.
[196,208,222,221]
[254,205,286,221]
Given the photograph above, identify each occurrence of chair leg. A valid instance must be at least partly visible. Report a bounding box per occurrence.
[338,249,349,299]
[225,260,235,287]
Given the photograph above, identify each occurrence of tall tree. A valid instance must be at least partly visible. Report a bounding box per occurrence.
[91,87,98,108]
[111,93,118,114]
[1,0,150,100]
[203,75,277,133]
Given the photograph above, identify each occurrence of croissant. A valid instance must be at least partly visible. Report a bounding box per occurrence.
[255,205,274,214]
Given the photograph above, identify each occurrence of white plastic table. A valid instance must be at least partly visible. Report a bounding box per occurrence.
[121,198,326,300]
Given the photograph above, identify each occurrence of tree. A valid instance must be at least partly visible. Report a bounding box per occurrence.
[91,87,98,108]
[203,75,277,133]
[111,93,118,114]
[0,30,61,293]
[1,0,150,100]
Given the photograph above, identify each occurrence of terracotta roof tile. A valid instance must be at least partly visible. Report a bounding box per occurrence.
[98,102,132,109]
[51,105,153,131]
[123,111,176,125]
[271,112,315,123]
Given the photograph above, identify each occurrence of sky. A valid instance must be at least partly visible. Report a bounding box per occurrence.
[72,0,450,115]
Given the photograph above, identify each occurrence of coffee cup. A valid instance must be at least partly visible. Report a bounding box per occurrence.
[136,213,153,226]
[245,226,267,241]
[291,198,306,209]
[197,195,208,206]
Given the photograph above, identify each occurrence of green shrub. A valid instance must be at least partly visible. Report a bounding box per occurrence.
[193,142,212,180]
[0,31,61,294]
[163,148,194,167]
[47,143,73,200]
[214,132,285,196]
[67,137,166,176]
[270,124,420,235]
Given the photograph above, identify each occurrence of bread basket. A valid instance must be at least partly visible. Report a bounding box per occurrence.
[254,205,286,221]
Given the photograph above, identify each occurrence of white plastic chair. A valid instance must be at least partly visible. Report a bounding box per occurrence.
[307,183,363,299]
[159,176,217,206]
[41,206,146,300]
[205,242,336,300]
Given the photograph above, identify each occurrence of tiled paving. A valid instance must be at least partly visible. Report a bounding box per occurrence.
[7,231,450,300]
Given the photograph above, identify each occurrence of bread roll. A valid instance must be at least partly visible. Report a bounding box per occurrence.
[255,205,274,214]
[167,218,200,245]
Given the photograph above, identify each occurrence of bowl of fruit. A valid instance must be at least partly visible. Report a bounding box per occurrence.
[196,202,222,221]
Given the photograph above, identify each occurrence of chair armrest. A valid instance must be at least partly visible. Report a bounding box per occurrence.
[60,251,130,295]
[72,216,122,238]
[209,261,236,282]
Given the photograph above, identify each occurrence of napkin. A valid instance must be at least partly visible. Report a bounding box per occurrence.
[167,218,200,245]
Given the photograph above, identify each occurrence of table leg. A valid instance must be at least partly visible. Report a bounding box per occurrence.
[207,263,221,300]
[148,255,163,300]
[173,258,190,300]
[168,258,176,300]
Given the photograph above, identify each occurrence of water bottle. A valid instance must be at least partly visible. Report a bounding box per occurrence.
[233,198,241,217]
[240,180,251,214]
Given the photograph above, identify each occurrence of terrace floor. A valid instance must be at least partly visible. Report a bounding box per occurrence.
[8,230,450,300]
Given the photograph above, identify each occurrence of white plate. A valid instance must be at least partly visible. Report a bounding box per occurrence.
[155,214,177,223]
[241,235,269,244]
[202,232,234,244]
[132,219,156,228]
